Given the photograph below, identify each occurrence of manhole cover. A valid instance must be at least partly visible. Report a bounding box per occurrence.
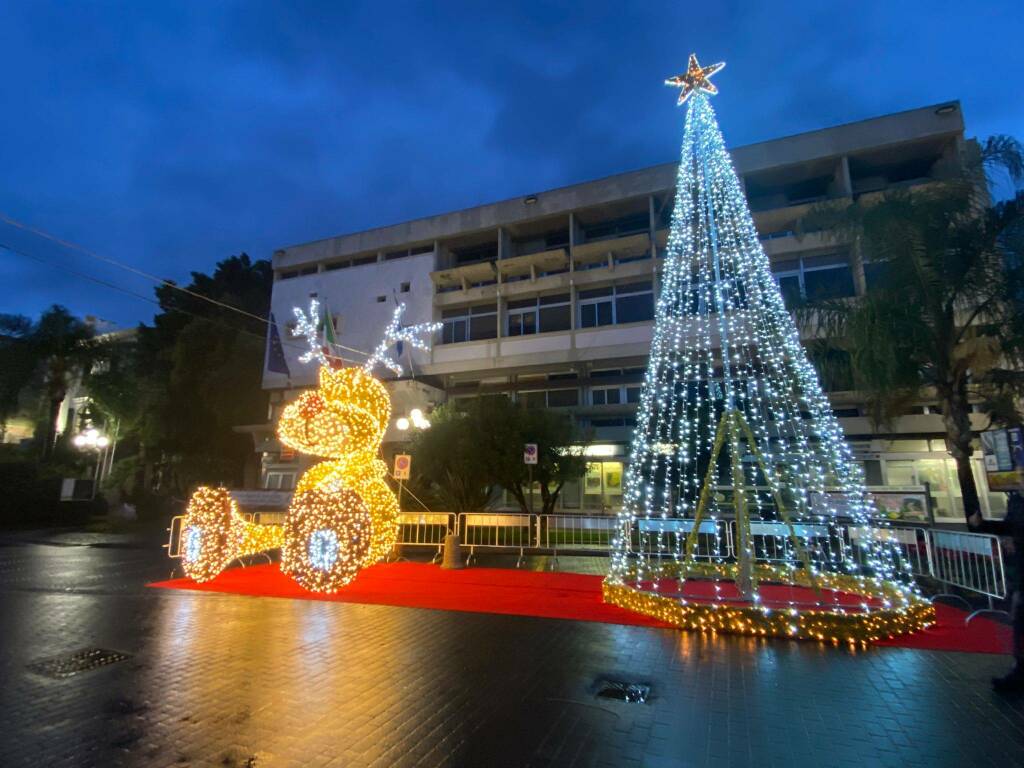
[28,648,131,679]
[595,679,650,703]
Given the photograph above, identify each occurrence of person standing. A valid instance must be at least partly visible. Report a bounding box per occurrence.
[968,489,1024,692]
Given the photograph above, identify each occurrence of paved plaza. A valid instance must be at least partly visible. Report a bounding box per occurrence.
[3,528,1024,767]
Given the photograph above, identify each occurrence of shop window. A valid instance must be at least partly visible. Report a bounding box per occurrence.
[583,461,624,512]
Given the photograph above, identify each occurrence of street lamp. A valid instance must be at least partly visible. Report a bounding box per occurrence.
[395,408,431,432]
[73,428,110,450]
[72,427,110,499]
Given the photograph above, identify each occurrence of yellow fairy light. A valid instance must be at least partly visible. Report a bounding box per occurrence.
[177,299,438,591]
[665,53,725,104]
[277,364,400,570]
[180,487,285,582]
[280,487,372,592]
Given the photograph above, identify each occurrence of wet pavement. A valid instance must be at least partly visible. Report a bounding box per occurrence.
[3,528,1024,767]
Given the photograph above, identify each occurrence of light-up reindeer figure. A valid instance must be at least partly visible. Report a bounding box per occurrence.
[178,300,440,592]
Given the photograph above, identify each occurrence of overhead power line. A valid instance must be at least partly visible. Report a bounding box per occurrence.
[1,243,364,367]
[0,211,370,357]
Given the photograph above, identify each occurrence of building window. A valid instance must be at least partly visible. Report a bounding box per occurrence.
[507,293,571,336]
[507,298,538,336]
[265,471,296,490]
[579,287,614,328]
[615,281,655,323]
[441,303,497,344]
[772,254,855,306]
[581,212,649,242]
[590,384,642,405]
[578,282,654,328]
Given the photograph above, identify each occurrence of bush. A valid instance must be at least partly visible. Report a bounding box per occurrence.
[0,460,103,529]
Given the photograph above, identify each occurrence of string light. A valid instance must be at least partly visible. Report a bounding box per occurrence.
[180,487,285,582]
[179,303,437,590]
[278,365,401,567]
[604,56,933,643]
[363,303,443,376]
[280,488,372,592]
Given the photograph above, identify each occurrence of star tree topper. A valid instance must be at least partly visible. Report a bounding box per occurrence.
[665,53,725,105]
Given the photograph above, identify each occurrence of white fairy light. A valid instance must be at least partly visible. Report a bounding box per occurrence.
[363,303,443,376]
[602,56,929,643]
[293,298,329,367]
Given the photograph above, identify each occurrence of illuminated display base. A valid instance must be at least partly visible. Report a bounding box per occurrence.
[603,563,934,645]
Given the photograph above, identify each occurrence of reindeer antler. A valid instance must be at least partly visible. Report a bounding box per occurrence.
[293,298,329,367]
[363,303,442,376]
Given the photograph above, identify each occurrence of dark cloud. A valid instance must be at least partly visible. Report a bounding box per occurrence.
[1,0,1020,327]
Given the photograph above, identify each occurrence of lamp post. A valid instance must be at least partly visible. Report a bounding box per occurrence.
[393,409,430,513]
[73,428,110,499]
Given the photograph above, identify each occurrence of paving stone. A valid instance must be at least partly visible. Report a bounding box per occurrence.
[1,532,1023,766]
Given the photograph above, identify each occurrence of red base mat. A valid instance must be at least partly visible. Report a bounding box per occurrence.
[148,562,1011,654]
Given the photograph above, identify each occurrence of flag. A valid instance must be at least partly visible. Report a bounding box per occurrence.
[321,300,337,361]
[266,313,290,376]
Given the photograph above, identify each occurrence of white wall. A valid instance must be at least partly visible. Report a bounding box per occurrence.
[264,253,435,388]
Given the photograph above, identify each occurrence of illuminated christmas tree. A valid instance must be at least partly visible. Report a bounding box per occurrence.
[603,55,933,643]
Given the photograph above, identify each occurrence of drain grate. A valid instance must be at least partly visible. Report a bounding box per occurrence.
[595,679,651,703]
[28,648,131,679]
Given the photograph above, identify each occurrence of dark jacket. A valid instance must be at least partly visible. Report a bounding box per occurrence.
[972,492,1024,590]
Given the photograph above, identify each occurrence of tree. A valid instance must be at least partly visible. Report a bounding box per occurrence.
[607,62,907,602]
[0,314,36,442]
[408,402,494,512]
[0,306,95,459]
[409,396,588,515]
[133,253,273,493]
[803,141,1024,522]
[472,396,587,515]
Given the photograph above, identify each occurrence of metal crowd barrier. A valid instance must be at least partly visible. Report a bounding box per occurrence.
[396,512,457,563]
[165,504,1012,618]
[634,518,729,561]
[458,512,534,567]
[747,521,838,564]
[166,514,186,559]
[847,525,931,578]
[929,530,1007,613]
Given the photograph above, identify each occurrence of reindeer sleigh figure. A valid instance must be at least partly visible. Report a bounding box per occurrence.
[178,300,440,593]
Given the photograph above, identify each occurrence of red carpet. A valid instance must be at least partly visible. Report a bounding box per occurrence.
[148,562,1011,654]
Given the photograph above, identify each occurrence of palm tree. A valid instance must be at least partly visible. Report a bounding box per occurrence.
[23,307,96,460]
[803,137,1024,522]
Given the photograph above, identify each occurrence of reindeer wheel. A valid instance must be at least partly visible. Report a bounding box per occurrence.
[281,488,372,593]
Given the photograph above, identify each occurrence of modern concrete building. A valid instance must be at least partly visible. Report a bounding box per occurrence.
[254,100,1004,523]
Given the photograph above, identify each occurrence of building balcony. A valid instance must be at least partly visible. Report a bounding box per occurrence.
[430,261,496,291]
[573,232,650,269]
[496,248,568,282]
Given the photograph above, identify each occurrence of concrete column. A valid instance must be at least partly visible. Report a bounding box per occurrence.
[850,239,867,297]
[836,156,853,197]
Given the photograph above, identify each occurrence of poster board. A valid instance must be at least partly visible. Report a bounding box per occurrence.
[980,427,1024,492]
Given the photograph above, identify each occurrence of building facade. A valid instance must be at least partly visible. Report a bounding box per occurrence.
[255,100,1005,523]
